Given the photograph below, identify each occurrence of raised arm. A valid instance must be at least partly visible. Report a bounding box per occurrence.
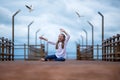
[39,36,56,45]
[39,36,48,41]
[60,28,70,42]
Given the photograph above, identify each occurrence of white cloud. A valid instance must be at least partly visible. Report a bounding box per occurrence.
[0,7,12,24]
[0,0,120,53]
[0,24,11,39]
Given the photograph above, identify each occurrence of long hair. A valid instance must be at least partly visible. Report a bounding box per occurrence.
[56,34,65,49]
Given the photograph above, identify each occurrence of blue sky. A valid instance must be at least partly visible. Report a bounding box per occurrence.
[0,0,120,54]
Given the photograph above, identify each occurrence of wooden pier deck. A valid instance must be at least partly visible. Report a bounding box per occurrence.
[0,60,120,80]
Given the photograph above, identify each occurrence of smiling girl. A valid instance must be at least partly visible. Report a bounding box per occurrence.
[39,28,70,61]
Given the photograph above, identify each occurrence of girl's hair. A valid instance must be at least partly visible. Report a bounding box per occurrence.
[56,34,65,49]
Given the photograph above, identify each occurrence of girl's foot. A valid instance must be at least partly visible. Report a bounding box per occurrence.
[41,58,45,61]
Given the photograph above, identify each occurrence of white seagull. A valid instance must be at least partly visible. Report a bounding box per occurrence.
[25,5,34,12]
[75,11,84,18]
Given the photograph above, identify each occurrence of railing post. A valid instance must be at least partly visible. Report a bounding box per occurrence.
[8,40,11,61]
[97,44,99,60]
[109,38,112,61]
[102,40,105,61]
[24,44,26,60]
[5,38,8,61]
[106,39,109,61]
[116,34,120,61]
[0,40,1,61]
[114,35,117,61]
[2,37,4,61]
[113,36,115,61]
[76,44,80,60]
[12,42,14,61]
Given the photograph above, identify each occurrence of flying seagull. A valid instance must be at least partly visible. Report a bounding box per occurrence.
[75,11,84,18]
[25,5,34,12]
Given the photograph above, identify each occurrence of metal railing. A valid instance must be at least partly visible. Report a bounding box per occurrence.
[13,44,47,60]
[76,34,120,61]
[102,34,120,61]
[1,34,120,61]
[0,37,14,61]
[76,44,102,60]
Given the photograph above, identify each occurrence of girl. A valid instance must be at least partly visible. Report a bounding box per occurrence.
[39,28,70,61]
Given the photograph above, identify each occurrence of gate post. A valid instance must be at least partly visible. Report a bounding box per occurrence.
[2,37,5,61]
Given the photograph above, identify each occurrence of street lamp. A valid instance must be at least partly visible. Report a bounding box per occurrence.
[35,29,40,47]
[98,11,104,43]
[87,21,94,47]
[80,35,84,47]
[87,21,94,59]
[80,35,84,50]
[98,11,104,60]
[12,9,21,60]
[82,29,88,48]
[28,21,34,54]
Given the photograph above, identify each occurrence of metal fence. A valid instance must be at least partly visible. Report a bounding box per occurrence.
[0,39,46,61]
[76,44,102,60]
[0,37,14,61]
[13,44,47,60]
[1,34,120,61]
[102,34,120,61]
[76,34,120,61]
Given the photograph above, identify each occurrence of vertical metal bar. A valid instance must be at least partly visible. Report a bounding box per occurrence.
[98,12,104,61]
[12,15,14,61]
[24,44,26,60]
[5,39,8,61]
[28,25,29,55]
[83,29,88,48]
[97,44,99,60]
[28,21,33,55]
[35,29,40,47]
[87,21,94,59]
[80,35,83,48]
[113,36,115,61]
[12,10,21,61]
[0,40,1,61]
[2,37,4,61]
[8,40,11,61]
[35,32,37,46]
[109,38,112,61]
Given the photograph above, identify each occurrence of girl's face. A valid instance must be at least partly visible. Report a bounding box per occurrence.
[58,34,65,42]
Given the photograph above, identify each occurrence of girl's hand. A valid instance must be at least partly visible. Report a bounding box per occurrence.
[60,28,65,33]
[39,36,48,41]
[60,28,68,35]
[39,36,44,39]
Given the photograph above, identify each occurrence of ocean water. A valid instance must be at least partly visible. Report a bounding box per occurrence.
[14,49,76,60]
[13,45,102,60]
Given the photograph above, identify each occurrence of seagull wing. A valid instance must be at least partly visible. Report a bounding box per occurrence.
[75,11,81,18]
[25,5,31,10]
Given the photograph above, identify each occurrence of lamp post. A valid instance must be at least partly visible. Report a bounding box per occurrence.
[98,12,104,60]
[35,29,40,47]
[28,21,34,54]
[82,29,88,48]
[80,35,84,47]
[12,9,21,60]
[98,12,104,43]
[80,35,84,50]
[87,21,94,59]
[87,21,94,47]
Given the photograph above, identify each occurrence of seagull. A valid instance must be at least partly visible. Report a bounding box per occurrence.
[25,5,34,12]
[75,11,84,18]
